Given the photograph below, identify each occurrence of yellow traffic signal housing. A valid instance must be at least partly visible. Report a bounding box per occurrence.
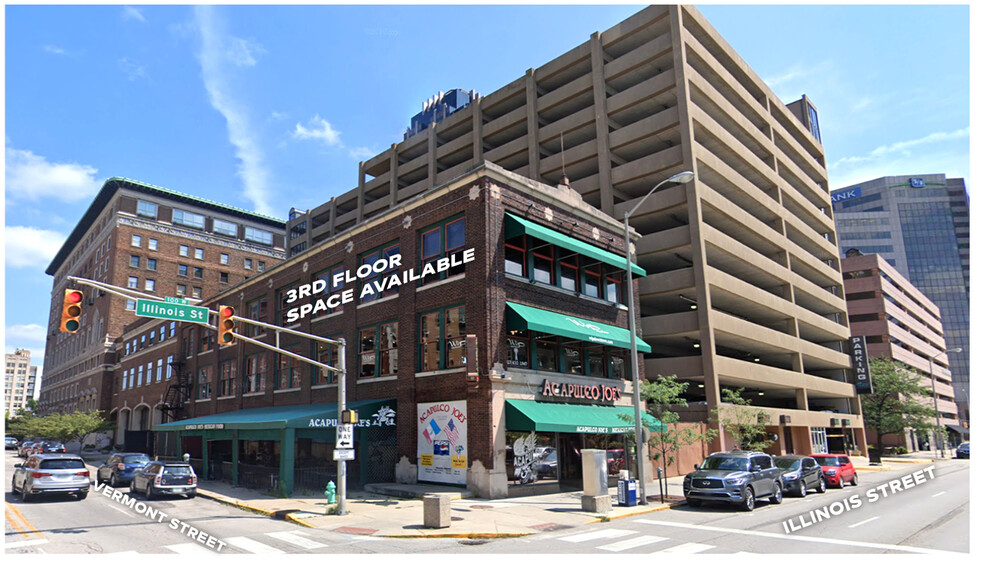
[218,305,237,345]
[341,409,358,424]
[60,289,84,333]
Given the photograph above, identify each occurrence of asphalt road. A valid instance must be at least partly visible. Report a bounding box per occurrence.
[440,459,970,554]
[4,451,459,555]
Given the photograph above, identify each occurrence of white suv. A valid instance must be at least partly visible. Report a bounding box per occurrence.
[12,454,91,501]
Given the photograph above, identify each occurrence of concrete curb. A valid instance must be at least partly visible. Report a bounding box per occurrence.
[588,500,687,523]
[384,532,532,539]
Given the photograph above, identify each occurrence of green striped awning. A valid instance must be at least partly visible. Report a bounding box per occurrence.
[506,301,652,353]
[505,399,665,434]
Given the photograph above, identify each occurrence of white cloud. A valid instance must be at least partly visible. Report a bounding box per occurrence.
[293,115,342,146]
[43,45,68,55]
[828,127,970,188]
[5,324,48,352]
[830,127,970,168]
[4,226,66,268]
[193,5,275,217]
[118,58,147,81]
[348,146,376,160]
[122,6,146,23]
[5,146,101,202]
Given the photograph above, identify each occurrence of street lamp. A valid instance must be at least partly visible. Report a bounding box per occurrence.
[624,170,694,505]
[930,347,961,459]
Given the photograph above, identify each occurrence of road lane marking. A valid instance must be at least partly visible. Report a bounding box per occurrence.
[165,543,220,554]
[848,516,880,528]
[559,528,636,543]
[597,535,668,552]
[652,542,715,554]
[266,531,327,549]
[5,538,50,549]
[932,491,946,497]
[633,519,960,554]
[5,502,43,538]
[226,536,286,554]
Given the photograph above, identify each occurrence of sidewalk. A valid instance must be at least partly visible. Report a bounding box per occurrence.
[79,450,947,539]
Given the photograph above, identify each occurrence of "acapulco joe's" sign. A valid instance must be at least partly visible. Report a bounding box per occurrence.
[540,379,622,403]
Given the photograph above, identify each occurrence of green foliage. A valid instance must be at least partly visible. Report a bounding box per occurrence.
[712,387,774,452]
[861,357,938,452]
[6,410,111,449]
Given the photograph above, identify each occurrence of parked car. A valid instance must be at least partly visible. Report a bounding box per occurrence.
[5,436,20,450]
[17,441,37,458]
[683,451,783,511]
[96,453,152,487]
[811,453,858,488]
[955,442,970,459]
[535,450,558,479]
[11,454,90,502]
[775,455,826,497]
[130,461,197,499]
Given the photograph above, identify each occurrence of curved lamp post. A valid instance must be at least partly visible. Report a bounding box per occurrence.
[931,347,961,459]
[624,170,694,504]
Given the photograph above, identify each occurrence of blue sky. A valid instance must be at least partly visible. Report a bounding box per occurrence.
[3,4,971,366]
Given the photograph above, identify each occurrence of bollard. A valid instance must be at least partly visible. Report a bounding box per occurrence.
[423,494,451,528]
[325,481,336,505]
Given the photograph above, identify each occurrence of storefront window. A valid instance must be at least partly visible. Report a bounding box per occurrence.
[506,431,557,486]
[506,330,530,368]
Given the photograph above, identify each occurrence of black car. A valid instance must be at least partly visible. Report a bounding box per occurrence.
[683,451,783,511]
[37,441,67,454]
[130,461,197,499]
[97,452,152,487]
[956,442,970,459]
[774,455,827,497]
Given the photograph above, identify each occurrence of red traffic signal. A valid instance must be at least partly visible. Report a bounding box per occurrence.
[218,305,236,345]
[60,289,84,333]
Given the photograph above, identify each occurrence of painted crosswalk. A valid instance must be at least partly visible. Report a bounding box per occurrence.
[266,531,328,550]
[225,536,287,554]
[559,527,749,554]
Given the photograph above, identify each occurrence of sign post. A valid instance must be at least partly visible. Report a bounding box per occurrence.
[336,338,348,515]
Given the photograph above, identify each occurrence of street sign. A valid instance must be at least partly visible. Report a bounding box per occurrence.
[333,449,355,461]
[136,299,209,323]
[336,423,354,449]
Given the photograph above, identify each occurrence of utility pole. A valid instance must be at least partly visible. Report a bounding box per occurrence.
[336,338,348,516]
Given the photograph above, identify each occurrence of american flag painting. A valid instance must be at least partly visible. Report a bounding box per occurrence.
[444,419,460,447]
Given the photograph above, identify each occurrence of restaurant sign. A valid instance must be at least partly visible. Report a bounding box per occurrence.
[540,379,622,403]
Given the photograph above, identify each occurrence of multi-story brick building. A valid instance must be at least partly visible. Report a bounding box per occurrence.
[155,162,656,498]
[285,5,862,456]
[5,349,39,416]
[39,177,286,419]
[841,252,963,451]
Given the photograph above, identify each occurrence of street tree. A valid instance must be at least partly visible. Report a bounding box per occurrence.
[640,375,718,501]
[861,357,938,456]
[712,387,775,452]
[7,410,111,451]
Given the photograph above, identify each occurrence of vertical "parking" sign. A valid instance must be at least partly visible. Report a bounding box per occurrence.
[850,336,873,394]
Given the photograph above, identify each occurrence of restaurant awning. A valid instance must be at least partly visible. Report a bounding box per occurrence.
[946,424,970,438]
[506,301,652,353]
[153,398,396,432]
[504,212,646,277]
[505,399,665,434]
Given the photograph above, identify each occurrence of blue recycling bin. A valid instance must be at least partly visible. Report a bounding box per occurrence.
[617,478,638,506]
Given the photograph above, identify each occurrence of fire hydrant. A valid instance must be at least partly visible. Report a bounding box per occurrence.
[325,481,336,505]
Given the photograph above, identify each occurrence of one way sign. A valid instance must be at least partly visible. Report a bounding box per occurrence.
[336,424,354,449]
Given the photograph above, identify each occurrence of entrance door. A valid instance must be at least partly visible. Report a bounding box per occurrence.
[558,434,582,487]
[783,427,795,454]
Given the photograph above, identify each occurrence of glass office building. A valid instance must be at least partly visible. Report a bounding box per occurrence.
[831,175,971,429]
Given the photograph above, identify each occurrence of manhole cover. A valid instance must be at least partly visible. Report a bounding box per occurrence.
[458,539,489,546]
[470,505,494,509]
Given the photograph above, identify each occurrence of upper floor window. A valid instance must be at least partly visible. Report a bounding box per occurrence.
[213,219,237,237]
[246,297,268,337]
[277,344,303,389]
[130,255,141,268]
[173,209,206,230]
[137,200,158,219]
[359,242,400,304]
[220,253,229,265]
[148,238,158,251]
[127,276,139,289]
[194,248,204,260]
[131,235,142,247]
[245,227,274,245]
[179,245,189,257]
[359,322,399,379]
[147,258,157,271]
[245,258,253,270]
[257,261,266,273]
[419,216,466,286]
[314,339,340,386]
[419,306,466,372]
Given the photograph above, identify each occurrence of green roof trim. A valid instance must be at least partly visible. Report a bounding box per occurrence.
[504,212,646,277]
[505,399,665,434]
[506,301,652,353]
[107,177,285,224]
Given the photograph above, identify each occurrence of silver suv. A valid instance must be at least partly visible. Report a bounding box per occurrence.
[11,454,91,501]
[683,451,783,511]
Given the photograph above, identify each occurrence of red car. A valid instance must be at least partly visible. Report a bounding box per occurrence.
[810,454,858,488]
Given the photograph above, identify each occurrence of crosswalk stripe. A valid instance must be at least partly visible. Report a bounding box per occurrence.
[652,542,715,554]
[164,543,219,554]
[226,536,286,554]
[597,535,668,552]
[559,528,636,543]
[266,531,327,550]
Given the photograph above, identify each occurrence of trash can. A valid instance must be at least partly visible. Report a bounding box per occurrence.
[617,478,638,506]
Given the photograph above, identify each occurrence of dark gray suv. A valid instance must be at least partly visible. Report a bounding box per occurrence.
[683,451,783,511]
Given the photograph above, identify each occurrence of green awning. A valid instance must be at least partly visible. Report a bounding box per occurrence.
[153,398,396,432]
[506,301,652,353]
[505,399,665,434]
[505,212,646,277]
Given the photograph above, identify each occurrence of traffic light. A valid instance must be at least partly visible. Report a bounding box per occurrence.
[60,289,84,333]
[217,305,236,345]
